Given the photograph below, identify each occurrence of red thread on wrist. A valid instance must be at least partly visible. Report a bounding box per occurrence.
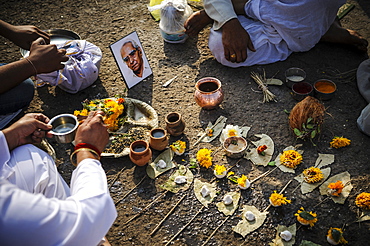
[74,143,101,156]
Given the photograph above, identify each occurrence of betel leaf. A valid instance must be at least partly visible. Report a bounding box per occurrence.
[299,211,315,221]
[311,130,317,139]
[331,228,342,243]
[294,128,302,136]
[306,124,314,129]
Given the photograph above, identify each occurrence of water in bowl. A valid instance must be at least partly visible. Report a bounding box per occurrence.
[53,123,75,133]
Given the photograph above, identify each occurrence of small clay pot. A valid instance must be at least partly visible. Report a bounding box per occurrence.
[165,112,185,136]
[149,128,168,151]
[129,140,152,166]
[194,77,224,110]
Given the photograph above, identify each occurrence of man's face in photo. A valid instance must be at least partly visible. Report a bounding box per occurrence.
[120,42,144,77]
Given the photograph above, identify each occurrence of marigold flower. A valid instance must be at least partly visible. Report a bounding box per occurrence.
[196,148,213,168]
[327,181,344,197]
[214,164,227,175]
[295,207,318,227]
[207,128,214,137]
[269,191,291,207]
[237,175,248,187]
[327,227,348,245]
[303,167,324,183]
[279,150,302,169]
[330,136,351,149]
[355,192,370,210]
[257,145,267,155]
[117,98,125,104]
[170,140,186,155]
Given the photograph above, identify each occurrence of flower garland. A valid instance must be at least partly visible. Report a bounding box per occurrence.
[269,191,291,207]
[355,192,370,210]
[327,181,344,197]
[295,207,318,227]
[303,166,324,183]
[74,97,125,131]
[327,227,348,245]
[279,150,302,169]
[330,136,351,149]
[196,148,212,168]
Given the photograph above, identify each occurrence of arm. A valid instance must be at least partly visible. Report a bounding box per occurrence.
[204,0,255,63]
[0,37,68,94]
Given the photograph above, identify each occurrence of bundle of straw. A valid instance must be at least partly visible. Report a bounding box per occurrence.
[250,71,277,103]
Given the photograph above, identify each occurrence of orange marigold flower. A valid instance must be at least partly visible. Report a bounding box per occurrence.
[303,167,324,184]
[327,181,344,197]
[279,150,302,169]
[355,192,370,210]
[295,207,318,227]
[117,98,125,104]
[257,145,267,155]
[330,136,351,149]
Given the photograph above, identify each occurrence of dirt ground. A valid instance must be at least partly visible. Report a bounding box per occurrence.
[1,0,370,245]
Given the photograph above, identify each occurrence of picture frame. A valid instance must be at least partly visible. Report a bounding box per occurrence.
[110,31,152,89]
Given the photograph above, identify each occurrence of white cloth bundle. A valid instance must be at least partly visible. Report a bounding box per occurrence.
[38,40,102,94]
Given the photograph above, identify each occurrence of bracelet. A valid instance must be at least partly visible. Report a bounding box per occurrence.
[70,148,100,167]
[25,57,38,79]
[74,143,101,156]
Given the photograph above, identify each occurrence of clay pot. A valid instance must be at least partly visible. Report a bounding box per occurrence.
[129,140,152,166]
[165,112,185,136]
[194,77,224,110]
[149,128,168,151]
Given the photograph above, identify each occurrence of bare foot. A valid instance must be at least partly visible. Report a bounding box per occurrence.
[321,19,368,53]
[184,10,213,36]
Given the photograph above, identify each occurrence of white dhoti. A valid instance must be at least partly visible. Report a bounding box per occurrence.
[207,0,346,67]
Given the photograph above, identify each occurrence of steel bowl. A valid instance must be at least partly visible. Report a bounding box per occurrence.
[285,67,306,88]
[223,136,247,159]
[49,114,79,144]
[291,82,313,101]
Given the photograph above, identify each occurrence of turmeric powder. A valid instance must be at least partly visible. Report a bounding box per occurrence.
[315,81,336,93]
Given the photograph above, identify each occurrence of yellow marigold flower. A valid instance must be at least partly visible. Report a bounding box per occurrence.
[279,150,302,169]
[303,167,324,183]
[170,140,186,154]
[196,148,213,168]
[327,227,348,245]
[330,136,351,149]
[269,191,291,207]
[237,175,248,187]
[355,192,370,210]
[214,164,227,175]
[327,181,344,197]
[295,207,318,227]
[207,128,214,137]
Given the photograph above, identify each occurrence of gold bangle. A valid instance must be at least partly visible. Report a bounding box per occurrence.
[25,57,38,79]
[70,148,100,167]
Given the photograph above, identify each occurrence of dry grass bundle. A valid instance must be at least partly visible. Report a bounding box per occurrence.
[289,96,325,139]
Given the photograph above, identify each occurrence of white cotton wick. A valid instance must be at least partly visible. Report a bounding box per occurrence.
[280,230,292,242]
[200,185,210,197]
[156,159,167,169]
[174,176,187,184]
[223,194,233,205]
[245,211,255,221]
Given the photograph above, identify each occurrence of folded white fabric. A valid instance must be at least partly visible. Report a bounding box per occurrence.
[37,40,102,94]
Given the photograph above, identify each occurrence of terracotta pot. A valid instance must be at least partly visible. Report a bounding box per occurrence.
[149,128,169,151]
[194,77,224,110]
[129,140,152,166]
[165,112,185,136]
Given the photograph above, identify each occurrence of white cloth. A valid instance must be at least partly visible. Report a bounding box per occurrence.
[205,0,346,67]
[37,40,102,94]
[0,132,117,246]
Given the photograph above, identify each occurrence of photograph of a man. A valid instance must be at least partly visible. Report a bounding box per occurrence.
[110,31,152,89]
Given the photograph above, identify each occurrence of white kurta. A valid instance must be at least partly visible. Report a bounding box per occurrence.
[205,0,346,67]
[0,131,117,246]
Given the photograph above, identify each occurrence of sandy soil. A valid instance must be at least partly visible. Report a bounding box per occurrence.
[1,0,370,245]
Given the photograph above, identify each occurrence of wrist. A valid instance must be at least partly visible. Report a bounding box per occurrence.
[70,143,101,167]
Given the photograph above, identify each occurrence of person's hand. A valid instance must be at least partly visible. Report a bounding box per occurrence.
[2,113,53,151]
[7,25,50,50]
[222,19,255,63]
[27,37,69,74]
[74,111,109,154]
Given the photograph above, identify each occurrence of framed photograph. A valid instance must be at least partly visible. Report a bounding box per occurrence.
[110,31,152,89]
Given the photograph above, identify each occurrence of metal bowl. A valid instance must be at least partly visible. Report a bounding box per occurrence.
[49,114,79,144]
[314,79,337,101]
[20,29,81,57]
[223,136,247,159]
[291,82,313,101]
[285,67,306,88]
